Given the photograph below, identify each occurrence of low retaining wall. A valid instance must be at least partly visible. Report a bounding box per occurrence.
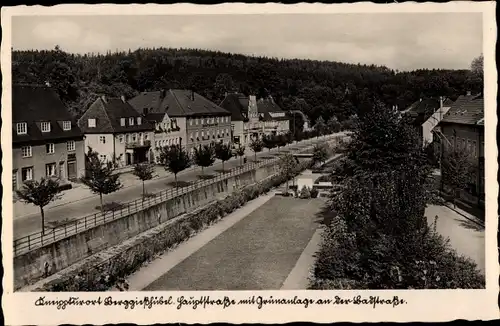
[26,159,313,292]
[14,161,280,289]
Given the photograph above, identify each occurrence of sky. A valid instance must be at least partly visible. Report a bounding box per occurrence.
[11,13,483,71]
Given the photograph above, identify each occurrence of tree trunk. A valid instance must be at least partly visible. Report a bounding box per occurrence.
[40,206,45,235]
[202,166,204,175]
[285,179,289,194]
[222,160,225,172]
[142,180,145,201]
[254,152,257,162]
[175,173,178,188]
[99,193,104,213]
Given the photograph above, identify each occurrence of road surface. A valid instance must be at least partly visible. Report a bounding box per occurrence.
[13,136,336,239]
[425,205,485,273]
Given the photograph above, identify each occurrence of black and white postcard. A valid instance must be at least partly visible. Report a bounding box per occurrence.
[1,2,498,324]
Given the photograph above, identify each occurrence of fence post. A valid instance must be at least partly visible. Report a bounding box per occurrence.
[53,229,56,242]
[41,233,43,247]
[65,224,67,238]
[85,215,87,229]
[27,235,30,251]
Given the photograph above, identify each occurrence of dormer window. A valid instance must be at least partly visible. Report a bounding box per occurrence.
[137,117,142,125]
[120,118,126,126]
[129,118,134,126]
[16,122,27,135]
[41,122,51,133]
[88,119,96,128]
[62,121,71,131]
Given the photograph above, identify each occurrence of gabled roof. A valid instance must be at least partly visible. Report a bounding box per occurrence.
[405,98,441,126]
[129,89,230,118]
[257,98,289,121]
[78,96,154,134]
[219,93,249,121]
[441,94,484,125]
[12,84,83,144]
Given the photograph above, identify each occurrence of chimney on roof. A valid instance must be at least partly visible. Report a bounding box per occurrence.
[45,81,51,87]
[120,95,126,102]
[439,96,443,108]
[419,98,422,102]
[101,95,107,103]
[224,92,228,98]
[466,90,472,96]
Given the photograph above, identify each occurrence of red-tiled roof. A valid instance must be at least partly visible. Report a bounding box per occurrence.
[78,96,154,134]
[441,94,484,125]
[12,84,83,144]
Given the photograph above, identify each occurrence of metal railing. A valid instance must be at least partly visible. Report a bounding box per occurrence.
[13,136,339,256]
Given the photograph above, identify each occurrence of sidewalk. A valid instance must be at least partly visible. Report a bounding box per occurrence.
[13,136,331,219]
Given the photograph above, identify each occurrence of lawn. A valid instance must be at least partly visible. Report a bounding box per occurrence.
[144,196,326,290]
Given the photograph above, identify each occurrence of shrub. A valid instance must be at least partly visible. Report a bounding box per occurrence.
[310,187,319,198]
[299,185,311,199]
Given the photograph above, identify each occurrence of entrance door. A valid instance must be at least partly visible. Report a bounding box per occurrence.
[126,153,132,165]
[59,162,65,179]
[67,162,77,180]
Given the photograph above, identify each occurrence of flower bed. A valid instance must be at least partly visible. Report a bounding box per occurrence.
[35,159,312,291]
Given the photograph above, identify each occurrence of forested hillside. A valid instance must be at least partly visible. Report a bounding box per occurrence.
[12,47,483,122]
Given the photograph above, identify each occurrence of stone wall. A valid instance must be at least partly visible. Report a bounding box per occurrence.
[14,162,279,289]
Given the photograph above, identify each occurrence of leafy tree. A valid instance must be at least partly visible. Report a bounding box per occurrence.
[262,134,276,152]
[314,116,327,138]
[80,147,123,212]
[327,116,341,133]
[312,101,484,289]
[249,138,263,161]
[158,145,191,187]
[235,145,246,166]
[214,142,233,172]
[312,144,329,166]
[133,162,155,200]
[193,144,215,175]
[285,131,294,146]
[16,177,62,235]
[278,153,298,194]
[441,148,473,207]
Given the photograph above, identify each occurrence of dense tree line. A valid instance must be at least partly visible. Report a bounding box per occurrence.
[12,46,482,123]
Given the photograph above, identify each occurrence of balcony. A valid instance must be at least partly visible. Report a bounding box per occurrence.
[125,140,151,149]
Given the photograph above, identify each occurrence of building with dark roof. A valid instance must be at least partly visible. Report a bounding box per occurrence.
[129,89,232,154]
[220,93,263,146]
[12,84,85,190]
[404,97,453,146]
[128,90,184,154]
[257,96,290,136]
[438,92,484,207]
[77,96,155,167]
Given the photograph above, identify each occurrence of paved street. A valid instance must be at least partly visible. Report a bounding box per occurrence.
[425,204,485,274]
[13,136,338,239]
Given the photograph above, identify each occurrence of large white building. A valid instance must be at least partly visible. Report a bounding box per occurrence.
[77,96,155,167]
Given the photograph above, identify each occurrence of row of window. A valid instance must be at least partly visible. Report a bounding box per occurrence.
[18,163,58,182]
[189,129,230,140]
[16,121,72,135]
[155,119,179,131]
[21,141,76,158]
[447,136,483,158]
[119,117,142,127]
[155,138,181,148]
[115,133,150,144]
[189,116,229,126]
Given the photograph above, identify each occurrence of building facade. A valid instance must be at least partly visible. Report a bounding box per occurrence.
[220,93,263,146]
[77,96,155,167]
[130,89,231,156]
[12,84,85,190]
[438,93,484,207]
[257,97,290,136]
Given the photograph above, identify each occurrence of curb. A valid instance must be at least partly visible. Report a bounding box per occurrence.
[13,137,332,220]
[442,203,485,228]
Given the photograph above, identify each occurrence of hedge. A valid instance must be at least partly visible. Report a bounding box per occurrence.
[35,159,312,291]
